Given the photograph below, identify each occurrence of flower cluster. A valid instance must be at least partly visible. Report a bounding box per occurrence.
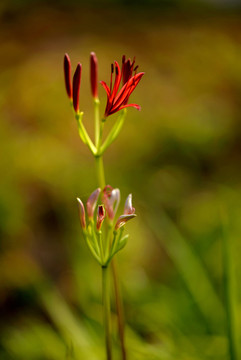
[64,52,144,118]
[77,186,136,267]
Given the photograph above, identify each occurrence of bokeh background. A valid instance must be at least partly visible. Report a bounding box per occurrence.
[1,0,241,359]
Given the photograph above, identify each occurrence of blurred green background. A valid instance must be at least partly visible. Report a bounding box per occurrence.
[1,0,241,359]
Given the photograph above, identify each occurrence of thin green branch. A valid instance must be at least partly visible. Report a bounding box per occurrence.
[102,266,112,360]
[94,98,100,147]
[99,110,126,156]
[76,113,97,155]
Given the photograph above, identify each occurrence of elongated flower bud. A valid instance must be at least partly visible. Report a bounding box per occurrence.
[90,52,98,99]
[87,188,101,219]
[64,53,72,98]
[124,194,135,215]
[73,63,82,112]
[115,214,136,230]
[77,198,86,229]
[103,186,120,220]
[97,205,105,231]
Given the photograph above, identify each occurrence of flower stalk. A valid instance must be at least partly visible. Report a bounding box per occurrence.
[64,52,143,360]
[102,266,112,360]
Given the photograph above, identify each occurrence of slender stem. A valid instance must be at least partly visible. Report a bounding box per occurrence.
[94,98,100,147]
[112,258,126,360]
[76,113,96,155]
[95,155,106,189]
[221,208,238,360]
[102,266,112,360]
[97,231,105,264]
[100,110,126,155]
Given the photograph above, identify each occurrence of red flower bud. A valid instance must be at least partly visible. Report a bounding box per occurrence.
[96,205,105,231]
[64,53,72,99]
[72,63,82,112]
[90,52,98,99]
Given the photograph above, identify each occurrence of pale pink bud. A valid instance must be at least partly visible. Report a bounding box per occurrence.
[90,52,98,99]
[86,188,101,219]
[77,198,86,229]
[103,185,120,220]
[96,205,105,231]
[115,214,137,231]
[124,194,135,215]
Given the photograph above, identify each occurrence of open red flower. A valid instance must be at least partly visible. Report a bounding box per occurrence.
[100,56,144,118]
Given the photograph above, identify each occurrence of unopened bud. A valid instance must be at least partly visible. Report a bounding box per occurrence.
[90,52,98,99]
[73,63,82,112]
[103,185,120,220]
[77,198,86,229]
[64,53,72,99]
[124,194,135,215]
[115,214,137,231]
[97,205,105,231]
[87,188,101,219]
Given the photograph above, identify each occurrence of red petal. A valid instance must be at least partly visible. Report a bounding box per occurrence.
[113,72,144,110]
[100,81,111,96]
[111,61,122,100]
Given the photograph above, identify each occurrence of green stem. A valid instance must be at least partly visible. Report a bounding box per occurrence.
[100,110,126,156]
[102,266,112,360]
[95,155,106,189]
[112,258,126,360]
[94,98,100,147]
[97,231,105,264]
[76,113,96,155]
[221,208,238,360]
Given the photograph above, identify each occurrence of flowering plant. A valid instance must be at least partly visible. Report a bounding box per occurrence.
[64,52,144,360]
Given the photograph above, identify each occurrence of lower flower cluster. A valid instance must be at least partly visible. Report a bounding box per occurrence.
[77,186,136,267]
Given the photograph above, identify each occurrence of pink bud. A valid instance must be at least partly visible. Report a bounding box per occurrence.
[96,205,105,231]
[64,53,72,99]
[73,63,82,112]
[115,214,136,231]
[103,185,120,220]
[124,194,135,215]
[77,198,86,229]
[90,52,98,99]
[86,188,101,219]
